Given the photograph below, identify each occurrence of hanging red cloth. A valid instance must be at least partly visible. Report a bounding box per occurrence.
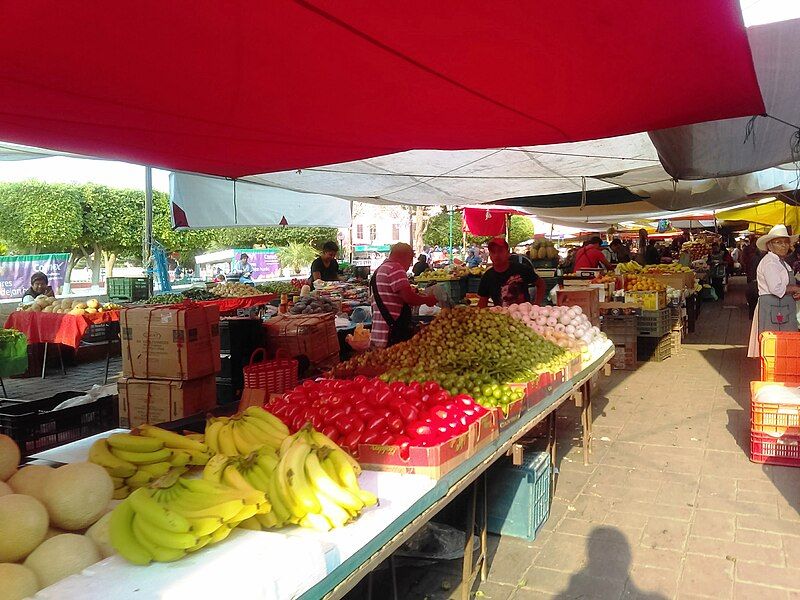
[463,208,509,237]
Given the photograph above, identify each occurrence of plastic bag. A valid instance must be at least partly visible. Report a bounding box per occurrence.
[0,330,28,378]
[422,283,453,309]
[52,383,118,411]
[395,522,477,561]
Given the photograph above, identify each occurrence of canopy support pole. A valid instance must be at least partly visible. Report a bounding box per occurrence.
[448,207,454,265]
[144,165,154,295]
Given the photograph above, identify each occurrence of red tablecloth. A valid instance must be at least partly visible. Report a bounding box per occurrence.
[4,310,120,349]
[197,294,276,313]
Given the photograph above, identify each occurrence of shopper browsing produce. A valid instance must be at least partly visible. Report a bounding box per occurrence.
[748,225,800,357]
[21,272,55,305]
[477,238,544,307]
[572,236,612,272]
[310,241,340,283]
[370,243,437,348]
[412,254,430,277]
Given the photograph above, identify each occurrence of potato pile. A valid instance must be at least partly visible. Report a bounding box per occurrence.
[210,282,260,297]
[19,298,119,316]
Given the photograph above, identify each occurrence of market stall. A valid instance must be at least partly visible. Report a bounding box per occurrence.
[4,309,120,349]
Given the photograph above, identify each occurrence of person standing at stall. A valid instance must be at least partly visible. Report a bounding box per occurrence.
[21,272,55,305]
[233,253,254,283]
[748,225,800,357]
[310,241,340,283]
[573,237,612,272]
[477,238,545,307]
[412,254,430,277]
[371,243,437,348]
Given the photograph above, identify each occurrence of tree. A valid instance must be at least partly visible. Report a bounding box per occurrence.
[507,216,536,247]
[423,211,536,249]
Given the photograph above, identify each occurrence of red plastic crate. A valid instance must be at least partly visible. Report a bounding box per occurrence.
[750,430,800,467]
[760,332,800,384]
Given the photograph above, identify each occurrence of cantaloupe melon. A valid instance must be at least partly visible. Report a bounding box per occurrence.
[8,465,53,502]
[85,512,114,558]
[23,534,100,588]
[43,462,113,530]
[0,481,12,497]
[0,563,39,600]
[0,434,20,481]
[0,494,49,562]
[44,526,68,540]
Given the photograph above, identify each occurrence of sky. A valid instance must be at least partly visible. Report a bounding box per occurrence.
[0,0,796,194]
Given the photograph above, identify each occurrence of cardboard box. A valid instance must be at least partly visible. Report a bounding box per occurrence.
[624,290,667,311]
[469,410,499,455]
[493,399,524,432]
[556,287,600,326]
[357,429,470,479]
[120,304,221,380]
[118,375,217,428]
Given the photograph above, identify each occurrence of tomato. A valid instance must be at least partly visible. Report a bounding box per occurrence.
[430,391,450,406]
[388,381,407,395]
[353,399,373,414]
[310,413,325,430]
[423,381,441,394]
[393,434,412,459]
[366,414,388,432]
[343,430,363,449]
[360,430,382,445]
[407,381,423,395]
[407,419,436,440]
[353,375,368,385]
[270,403,288,417]
[350,416,366,434]
[429,406,451,424]
[397,402,419,424]
[403,390,421,406]
[376,432,396,446]
[291,414,306,431]
[375,389,393,406]
[321,424,340,443]
[336,415,356,434]
[453,394,475,408]
[302,380,316,389]
[387,415,405,433]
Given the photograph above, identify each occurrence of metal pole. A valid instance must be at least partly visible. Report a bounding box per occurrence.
[144,166,154,295]
[449,207,454,265]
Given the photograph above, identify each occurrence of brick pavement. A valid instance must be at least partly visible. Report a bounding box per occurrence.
[373,279,800,600]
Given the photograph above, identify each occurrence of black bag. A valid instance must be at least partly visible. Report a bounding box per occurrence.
[370,274,417,346]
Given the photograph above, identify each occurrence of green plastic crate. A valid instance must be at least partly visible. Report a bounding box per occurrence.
[487,450,551,541]
[106,277,150,302]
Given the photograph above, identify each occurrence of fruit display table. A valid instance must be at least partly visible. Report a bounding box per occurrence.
[26,344,613,600]
[4,309,120,349]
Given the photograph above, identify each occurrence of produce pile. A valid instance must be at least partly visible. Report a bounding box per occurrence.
[623,275,666,292]
[0,328,25,345]
[641,264,693,274]
[211,282,261,297]
[290,294,338,315]
[615,261,643,274]
[18,297,118,315]
[681,240,711,261]
[256,281,295,295]
[271,378,489,456]
[181,288,217,301]
[415,269,461,282]
[590,274,616,284]
[527,239,559,260]
[490,303,605,353]
[141,293,189,305]
[333,307,575,409]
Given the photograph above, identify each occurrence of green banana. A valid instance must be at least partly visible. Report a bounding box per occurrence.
[109,501,153,565]
[127,487,192,533]
[107,432,164,453]
[89,439,137,478]
[266,470,291,523]
[138,424,208,452]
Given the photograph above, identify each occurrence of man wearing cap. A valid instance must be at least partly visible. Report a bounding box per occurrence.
[573,236,612,272]
[478,238,545,308]
[747,225,800,357]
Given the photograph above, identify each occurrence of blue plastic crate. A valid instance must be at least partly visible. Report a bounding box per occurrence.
[487,450,551,541]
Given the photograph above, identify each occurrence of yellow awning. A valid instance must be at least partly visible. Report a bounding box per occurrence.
[717,200,800,232]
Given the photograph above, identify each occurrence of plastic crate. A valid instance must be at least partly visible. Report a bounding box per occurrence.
[0,391,118,457]
[760,332,800,384]
[106,277,150,303]
[750,381,800,436]
[750,430,800,467]
[467,276,482,294]
[637,308,671,337]
[637,334,671,362]
[81,321,121,345]
[601,314,638,336]
[670,329,682,354]
[487,450,551,541]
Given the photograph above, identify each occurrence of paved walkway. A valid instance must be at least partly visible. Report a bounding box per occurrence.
[388,279,800,600]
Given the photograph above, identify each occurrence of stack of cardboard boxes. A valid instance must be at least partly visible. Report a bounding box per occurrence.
[118,304,221,428]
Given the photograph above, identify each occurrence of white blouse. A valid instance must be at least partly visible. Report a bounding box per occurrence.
[757,251,794,297]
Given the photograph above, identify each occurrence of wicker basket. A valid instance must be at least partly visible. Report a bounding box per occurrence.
[242,348,298,394]
[264,313,340,368]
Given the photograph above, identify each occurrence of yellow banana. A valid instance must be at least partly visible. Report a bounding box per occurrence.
[110,446,173,465]
[184,433,205,443]
[222,466,269,509]
[107,432,164,453]
[185,448,212,466]
[242,416,286,447]
[169,450,191,467]
[275,443,304,519]
[204,419,224,454]
[320,456,341,484]
[231,422,262,455]
[188,516,224,537]
[111,475,126,488]
[327,449,360,492]
[133,514,199,549]
[310,431,361,475]
[266,470,291,523]
[203,454,230,483]
[356,489,378,507]
[138,424,208,452]
[109,501,152,565]
[244,406,290,436]
[176,499,247,521]
[187,534,212,552]
[255,450,279,473]
[177,476,244,500]
[227,503,258,525]
[300,512,332,532]
[113,485,131,500]
[255,512,279,529]
[237,516,263,531]
[89,439,137,478]
[304,450,364,512]
[138,461,172,477]
[126,469,156,488]
[127,488,192,533]
[284,441,322,515]
[243,463,270,491]
[217,423,238,456]
[208,524,233,544]
[316,489,351,528]
[131,515,187,562]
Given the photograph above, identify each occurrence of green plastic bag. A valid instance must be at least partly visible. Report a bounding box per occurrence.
[0,329,28,378]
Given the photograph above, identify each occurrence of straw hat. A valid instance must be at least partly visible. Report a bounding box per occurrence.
[756,224,798,251]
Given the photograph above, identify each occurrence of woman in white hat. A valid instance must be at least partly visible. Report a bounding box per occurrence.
[748,224,800,357]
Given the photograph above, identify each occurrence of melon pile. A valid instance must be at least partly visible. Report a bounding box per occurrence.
[0,433,114,600]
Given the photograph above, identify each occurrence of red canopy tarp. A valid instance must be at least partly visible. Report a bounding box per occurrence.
[0,1,763,178]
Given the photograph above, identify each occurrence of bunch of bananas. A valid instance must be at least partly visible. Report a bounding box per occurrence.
[89,425,212,498]
[109,473,268,564]
[205,406,289,456]
[616,261,643,274]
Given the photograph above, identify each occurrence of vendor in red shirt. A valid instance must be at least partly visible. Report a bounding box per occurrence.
[478,238,545,307]
[573,236,612,272]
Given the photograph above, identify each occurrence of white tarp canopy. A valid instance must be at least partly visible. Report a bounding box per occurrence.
[168,173,352,229]
[649,17,800,179]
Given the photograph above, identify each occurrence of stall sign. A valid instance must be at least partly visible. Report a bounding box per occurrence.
[0,253,69,299]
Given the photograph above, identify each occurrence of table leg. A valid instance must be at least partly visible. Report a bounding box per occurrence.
[547,412,557,502]
[389,555,398,600]
[0,376,6,398]
[461,480,477,600]
[57,344,66,376]
[479,474,488,583]
[41,343,48,379]
[581,381,592,465]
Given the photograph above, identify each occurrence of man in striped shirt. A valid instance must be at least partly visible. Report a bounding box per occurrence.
[371,243,437,348]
